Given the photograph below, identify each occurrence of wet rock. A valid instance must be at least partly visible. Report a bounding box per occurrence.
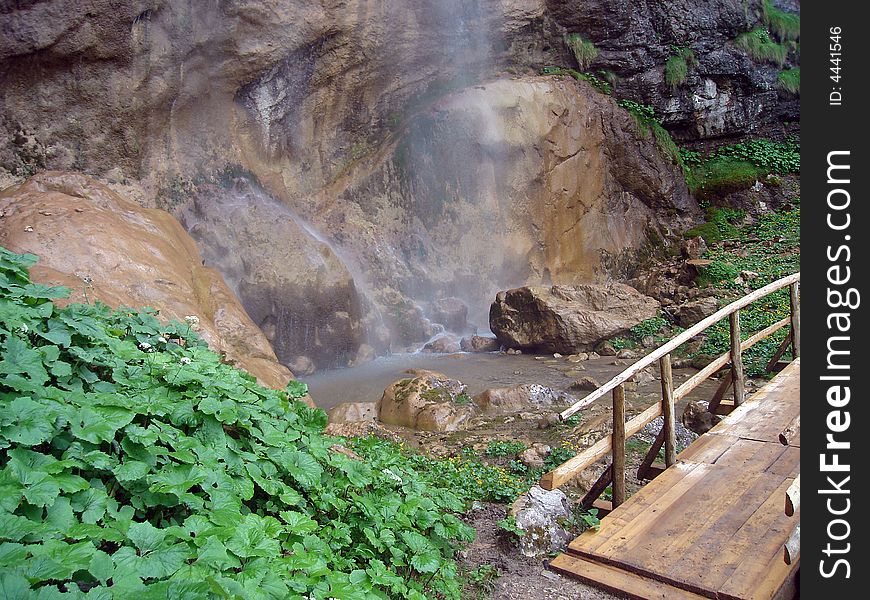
[634,367,658,386]
[327,402,377,424]
[639,416,698,449]
[491,284,659,354]
[506,348,522,355]
[348,343,376,368]
[616,348,637,359]
[0,172,302,396]
[287,355,316,376]
[673,297,720,327]
[324,421,403,444]
[566,353,589,363]
[377,371,475,432]
[510,486,574,558]
[422,334,462,354]
[595,341,617,356]
[682,400,721,435]
[569,376,601,392]
[432,297,470,333]
[564,367,586,377]
[475,384,575,415]
[460,335,501,353]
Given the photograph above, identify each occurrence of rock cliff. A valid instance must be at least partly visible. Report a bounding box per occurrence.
[0,0,796,368]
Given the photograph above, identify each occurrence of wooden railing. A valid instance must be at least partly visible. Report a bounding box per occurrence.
[539,273,800,510]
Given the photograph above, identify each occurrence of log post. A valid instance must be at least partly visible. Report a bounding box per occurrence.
[659,353,677,466]
[611,384,626,508]
[790,281,801,358]
[729,311,745,406]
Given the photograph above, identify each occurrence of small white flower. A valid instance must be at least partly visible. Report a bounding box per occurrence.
[138,342,152,351]
[184,315,200,326]
[156,337,166,344]
[19,324,29,334]
[180,357,192,365]
[24,225,33,232]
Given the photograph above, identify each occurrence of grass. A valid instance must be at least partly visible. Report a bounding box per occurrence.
[763,0,800,41]
[665,47,697,88]
[735,28,789,66]
[777,67,800,94]
[566,33,599,70]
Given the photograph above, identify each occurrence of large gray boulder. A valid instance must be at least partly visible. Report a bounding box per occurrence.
[490,283,660,353]
[510,485,574,558]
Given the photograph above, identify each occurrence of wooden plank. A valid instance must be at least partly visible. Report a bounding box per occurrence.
[569,462,708,555]
[713,438,788,474]
[676,432,736,465]
[580,464,613,509]
[660,470,788,592]
[540,401,663,490]
[730,311,745,406]
[783,523,800,565]
[591,499,613,516]
[790,281,800,358]
[573,462,713,559]
[548,553,712,600]
[765,445,800,479]
[612,385,626,507]
[559,273,801,420]
[710,477,798,598]
[660,353,677,466]
[785,475,800,517]
[779,415,800,446]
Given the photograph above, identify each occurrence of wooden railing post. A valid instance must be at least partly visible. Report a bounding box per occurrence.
[729,311,745,406]
[789,282,800,358]
[659,353,677,466]
[611,384,626,508]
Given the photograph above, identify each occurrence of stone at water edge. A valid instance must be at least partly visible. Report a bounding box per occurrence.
[474,384,575,415]
[510,486,574,558]
[460,335,501,353]
[377,371,476,432]
[432,297,470,333]
[490,283,660,354]
[287,355,316,376]
[568,376,601,392]
[421,334,461,354]
[327,402,377,424]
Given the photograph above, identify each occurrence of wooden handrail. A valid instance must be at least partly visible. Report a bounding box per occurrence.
[541,272,800,491]
[559,272,800,420]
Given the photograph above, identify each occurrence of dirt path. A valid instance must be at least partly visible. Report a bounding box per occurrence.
[460,503,626,599]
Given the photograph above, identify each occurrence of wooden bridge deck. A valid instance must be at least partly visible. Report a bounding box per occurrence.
[550,359,800,600]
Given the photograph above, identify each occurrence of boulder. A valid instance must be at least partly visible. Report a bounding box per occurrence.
[422,334,461,354]
[432,297,470,333]
[673,297,720,327]
[475,384,575,415]
[682,401,721,435]
[347,343,376,367]
[490,284,660,353]
[518,447,545,469]
[287,355,316,376]
[377,371,475,431]
[509,486,574,558]
[682,236,708,260]
[460,335,501,353]
[327,402,377,424]
[0,172,305,398]
[568,376,601,392]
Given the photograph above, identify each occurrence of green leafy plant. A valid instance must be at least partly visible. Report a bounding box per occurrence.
[777,67,800,94]
[686,207,744,245]
[617,100,681,165]
[577,508,601,531]
[463,564,499,599]
[496,516,525,538]
[566,34,599,70]
[0,246,476,599]
[484,440,527,458]
[684,138,799,198]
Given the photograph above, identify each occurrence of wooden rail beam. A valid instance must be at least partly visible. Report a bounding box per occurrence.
[660,354,676,466]
[729,311,745,406]
[790,281,801,357]
[637,426,666,480]
[581,465,613,509]
[612,385,626,507]
[559,273,800,421]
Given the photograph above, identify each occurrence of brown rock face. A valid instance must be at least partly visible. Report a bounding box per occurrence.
[0,172,301,395]
[377,372,476,431]
[460,335,501,353]
[490,283,660,353]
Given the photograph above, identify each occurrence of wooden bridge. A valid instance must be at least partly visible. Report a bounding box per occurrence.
[541,274,800,600]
